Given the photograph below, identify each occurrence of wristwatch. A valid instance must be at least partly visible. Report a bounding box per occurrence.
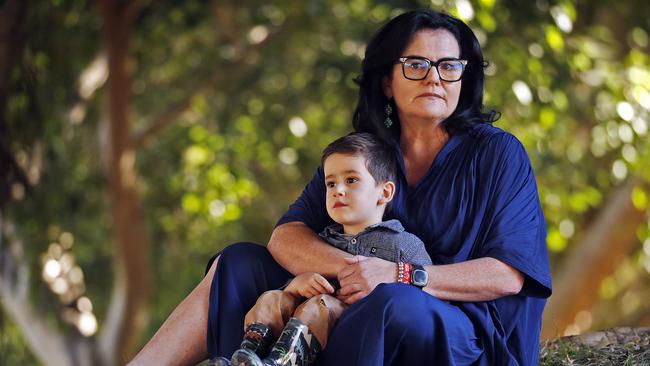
[410,264,429,288]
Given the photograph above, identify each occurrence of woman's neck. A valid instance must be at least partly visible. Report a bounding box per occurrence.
[399,122,449,157]
[399,122,450,187]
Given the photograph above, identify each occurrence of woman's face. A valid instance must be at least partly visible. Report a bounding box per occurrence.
[383,28,462,127]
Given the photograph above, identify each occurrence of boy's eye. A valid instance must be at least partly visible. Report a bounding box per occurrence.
[326,181,335,188]
[346,177,358,184]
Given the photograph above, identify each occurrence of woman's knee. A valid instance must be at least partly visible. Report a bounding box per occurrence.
[364,283,449,329]
[204,242,264,276]
[201,254,220,288]
[219,242,268,263]
[210,242,290,297]
[363,283,421,306]
[204,242,271,290]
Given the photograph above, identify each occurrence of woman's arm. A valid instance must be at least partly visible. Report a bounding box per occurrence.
[268,221,350,278]
[337,256,524,304]
[423,257,524,301]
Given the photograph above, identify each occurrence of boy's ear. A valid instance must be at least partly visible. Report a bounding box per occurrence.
[377,181,396,205]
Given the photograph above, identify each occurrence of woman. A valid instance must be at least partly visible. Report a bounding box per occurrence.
[130,9,551,366]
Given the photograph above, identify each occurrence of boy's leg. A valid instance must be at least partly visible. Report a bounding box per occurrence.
[254,296,345,366]
[229,290,302,365]
[293,294,347,347]
[244,290,302,338]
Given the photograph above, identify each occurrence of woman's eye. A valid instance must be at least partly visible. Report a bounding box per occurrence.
[406,60,429,70]
[440,61,463,70]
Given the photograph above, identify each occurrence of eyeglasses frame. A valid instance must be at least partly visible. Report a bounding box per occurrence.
[396,56,468,82]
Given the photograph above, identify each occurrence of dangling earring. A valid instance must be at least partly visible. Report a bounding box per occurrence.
[384,102,393,128]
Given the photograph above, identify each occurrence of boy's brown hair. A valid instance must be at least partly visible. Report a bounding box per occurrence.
[321,132,397,185]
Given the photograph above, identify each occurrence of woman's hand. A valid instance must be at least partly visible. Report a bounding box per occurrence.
[337,256,397,305]
[285,272,335,298]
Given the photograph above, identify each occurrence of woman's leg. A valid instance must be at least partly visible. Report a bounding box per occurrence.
[316,283,483,366]
[128,255,220,366]
[130,242,292,365]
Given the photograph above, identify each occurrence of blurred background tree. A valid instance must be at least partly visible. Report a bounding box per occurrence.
[1,0,648,364]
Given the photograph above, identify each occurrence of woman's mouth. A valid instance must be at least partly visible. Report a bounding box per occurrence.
[417,92,444,99]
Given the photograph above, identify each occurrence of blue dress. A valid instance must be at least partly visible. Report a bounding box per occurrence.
[206,123,552,365]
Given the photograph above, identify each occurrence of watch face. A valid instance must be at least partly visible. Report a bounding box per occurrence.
[412,269,428,286]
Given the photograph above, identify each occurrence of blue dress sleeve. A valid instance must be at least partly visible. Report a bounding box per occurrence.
[477,133,552,298]
[275,167,334,232]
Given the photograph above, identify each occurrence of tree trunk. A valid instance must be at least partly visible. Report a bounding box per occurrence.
[0,214,74,365]
[96,1,149,363]
[542,177,648,339]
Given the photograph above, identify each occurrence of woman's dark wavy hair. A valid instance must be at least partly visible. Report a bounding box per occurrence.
[352,9,499,142]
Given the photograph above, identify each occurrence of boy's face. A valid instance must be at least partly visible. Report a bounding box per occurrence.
[323,153,393,234]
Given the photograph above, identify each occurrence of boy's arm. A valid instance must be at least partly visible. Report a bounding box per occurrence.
[268,221,350,278]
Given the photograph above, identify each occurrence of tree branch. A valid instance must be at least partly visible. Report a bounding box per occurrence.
[131,72,218,148]
[131,9,287,148]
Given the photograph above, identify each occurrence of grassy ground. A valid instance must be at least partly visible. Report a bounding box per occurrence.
[540,328,650,365]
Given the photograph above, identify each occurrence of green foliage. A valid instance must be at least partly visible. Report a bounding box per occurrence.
[0,309,39,365]
[2,0,650,361]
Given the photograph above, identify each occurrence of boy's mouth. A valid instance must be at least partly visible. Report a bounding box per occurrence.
[333,202,348,208]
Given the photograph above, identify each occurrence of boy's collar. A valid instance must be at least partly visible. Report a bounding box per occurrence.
[321,219,404,237]
[366,219,404,233]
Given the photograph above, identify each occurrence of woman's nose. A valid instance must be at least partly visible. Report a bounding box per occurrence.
[424,67,441,85]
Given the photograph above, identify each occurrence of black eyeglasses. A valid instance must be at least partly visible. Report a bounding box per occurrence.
[396,56,468,82]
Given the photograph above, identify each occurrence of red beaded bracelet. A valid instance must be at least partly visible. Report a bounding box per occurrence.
[397,262,412,284]
[397,262,404,283]
[403,263,412,284]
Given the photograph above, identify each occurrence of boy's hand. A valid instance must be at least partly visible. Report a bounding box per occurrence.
[285,272,335,298]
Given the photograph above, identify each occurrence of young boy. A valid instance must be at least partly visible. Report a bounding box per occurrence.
[211,133,432,366]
